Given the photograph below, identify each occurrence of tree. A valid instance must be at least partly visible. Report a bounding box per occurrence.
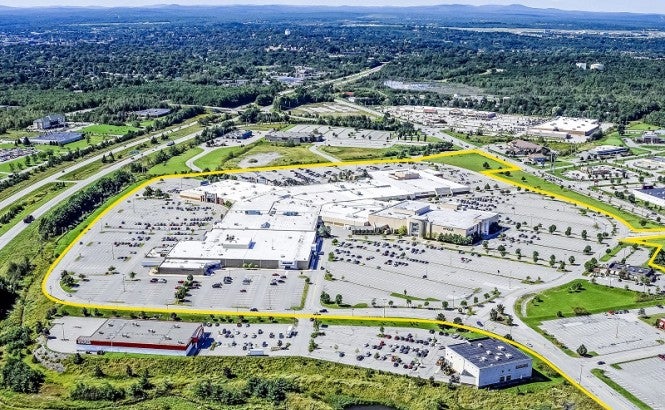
[441,301,449,309]
[128,271,137,280]
[548,224,557,234]
[638,308,646,317]
[93,364,105,378]
[1,358,44,393]
[583,245,592,254]
[576,344,588,356]
[496,304,505,314]
[506,316,514,326]
[569,255,576,265]
[490,308,498,321]
[581,230,588,240]
[532,251,539,263]
[584,258,598,272]
[335,294,343,305]
[597,233,604,244]
[565,227,572,236]
[453,317,463,325]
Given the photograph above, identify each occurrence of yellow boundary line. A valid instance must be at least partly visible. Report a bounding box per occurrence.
[40,147,665,410]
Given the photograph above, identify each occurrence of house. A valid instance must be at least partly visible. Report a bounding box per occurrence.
[33,114,66,130]
[444,338,532,388]
[506,140,549,157]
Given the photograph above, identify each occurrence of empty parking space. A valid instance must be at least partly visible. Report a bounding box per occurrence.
[540,313,664,356]
[605,357,665,410]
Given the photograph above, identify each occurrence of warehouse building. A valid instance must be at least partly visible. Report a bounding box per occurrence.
[162,229,317,271]
[633,187,665,208]
[528,117,600,140]
[582,145,630,160]
[29,132,83,145]
[445,338,532,387]
[75,319,204,356]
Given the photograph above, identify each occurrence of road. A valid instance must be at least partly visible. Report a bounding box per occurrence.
[308,144,340,163]
[185,133,265,172]
[0,121,199,215]
[0,126,203,251]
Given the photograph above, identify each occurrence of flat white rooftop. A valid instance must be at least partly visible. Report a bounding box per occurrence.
[531,117,599,134]
[167,229,316,263]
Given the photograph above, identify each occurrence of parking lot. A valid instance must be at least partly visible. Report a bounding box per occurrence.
[605,356,665,410]
[50,177,305,311]
[311,325,460,381]
[540,313,664,356]
[201,322,306,357]
[320,185,613,308]
[288,124,399,148]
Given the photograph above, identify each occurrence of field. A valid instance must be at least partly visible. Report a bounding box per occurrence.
[0,352,599,410]
[222,141,326,168]
[522,279,665,325]
[496,170,663,230]
[148,146,203,175]
[81,124,139,136]
[0,182,71,236]
[193,145,253,171]
[427,152,509,172]
[319,145,399,161]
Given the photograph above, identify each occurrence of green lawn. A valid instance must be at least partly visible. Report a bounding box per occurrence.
[591,369,651,410]
[627,121,660,132]
[523,279,665,324]
[427,152,508,172]
[148,147,203,175]
[193,145,253,171]
[319,145,399,161]
[0,182,71,237]
[222,141,326,169]
[498,171,663,230]
[81,124,139,136]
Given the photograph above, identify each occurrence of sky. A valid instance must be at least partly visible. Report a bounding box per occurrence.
[1,0,665,14]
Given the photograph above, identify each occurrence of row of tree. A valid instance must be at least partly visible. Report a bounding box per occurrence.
[38,170,134,239]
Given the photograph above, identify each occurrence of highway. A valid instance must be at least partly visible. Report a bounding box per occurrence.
[0,125,203,251]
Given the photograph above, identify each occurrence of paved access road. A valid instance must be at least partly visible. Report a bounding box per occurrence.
[0,126,203,251]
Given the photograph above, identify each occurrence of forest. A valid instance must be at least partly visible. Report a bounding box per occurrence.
[4,5,665,133]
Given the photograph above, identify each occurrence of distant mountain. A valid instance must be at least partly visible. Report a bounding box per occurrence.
[0,4,663,30]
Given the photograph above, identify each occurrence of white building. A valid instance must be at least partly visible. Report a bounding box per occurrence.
[170,168,482,272]
[633,187,665,208]
[590,63,605,71]
[445,338,532,387]
[527,117,601,143]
